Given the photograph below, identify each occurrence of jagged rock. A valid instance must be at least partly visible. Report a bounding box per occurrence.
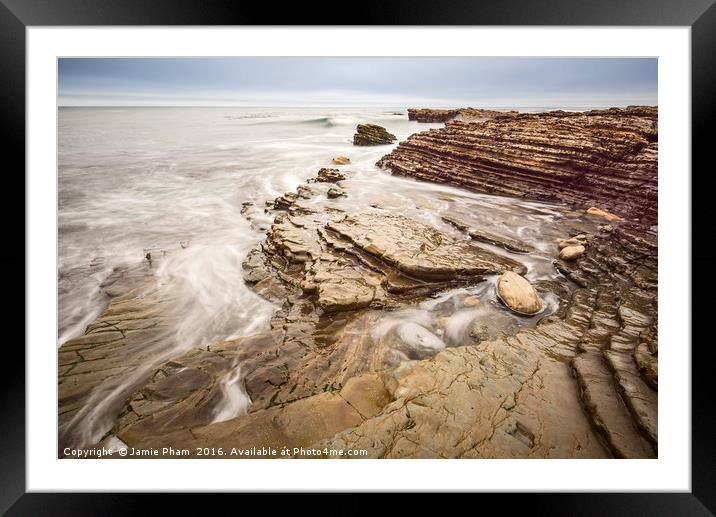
[353,124,397,146]
[379,107,658,225]
[496,271,542,315]
[309,168,346,183]
[559,245,586,260]
[407,107,519,123]
[270,191,298,210]
[327,187,346,199]
[296,184,315,199]
[331,156,350,165]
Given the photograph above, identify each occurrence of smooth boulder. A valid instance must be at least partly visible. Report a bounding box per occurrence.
[496,271,542,315]
[558,235,587,249]
[331,156,351,165]
[559,245,586,261]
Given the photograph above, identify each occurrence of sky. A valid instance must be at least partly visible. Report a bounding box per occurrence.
[58,57,657,108]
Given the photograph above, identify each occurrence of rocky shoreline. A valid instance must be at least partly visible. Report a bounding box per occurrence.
[58,107,658,459]
[407,107,519,123]
[385,106,657,225]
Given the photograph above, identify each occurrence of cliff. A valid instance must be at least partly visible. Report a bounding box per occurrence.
[384,106,658,225]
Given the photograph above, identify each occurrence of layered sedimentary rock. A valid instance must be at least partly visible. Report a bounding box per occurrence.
[92,171,535,454]
[58,259,180,451]
[407,107,519,123]
[317,224,657,458]
[381,106,658,225]
[353,124,397,146]
[61,107,658,460]
[92,170,657,459]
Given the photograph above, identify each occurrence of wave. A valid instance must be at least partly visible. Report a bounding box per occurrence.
[297,116,361,127]
[225,113,278,120]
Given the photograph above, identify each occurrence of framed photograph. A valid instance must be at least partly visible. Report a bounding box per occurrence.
[6,0,713,512]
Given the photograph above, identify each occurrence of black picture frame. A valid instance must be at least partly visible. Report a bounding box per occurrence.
[4,0,714,513]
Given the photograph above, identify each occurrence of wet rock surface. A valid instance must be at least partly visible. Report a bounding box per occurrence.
[58,270,181,451]
[380,107,658,225]
[353,124,397,146]
[82,184,655,460]
[59,107,658,459]
[318,224,657,458]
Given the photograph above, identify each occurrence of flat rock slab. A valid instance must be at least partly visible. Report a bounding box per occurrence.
[327,212,525,281]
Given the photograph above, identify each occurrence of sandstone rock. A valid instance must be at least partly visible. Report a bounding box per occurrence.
[315,224,657,459]
[379,107,658,225]
[271,191,298,210]
[407,107,519,123]
[60,151,658,460]
[442,215,533,253]
[353,124,397,146]
[115,369,391,456]
[496,271,542,315]
[327,212,525,282]
[296,184,315,199]
[58,278,181,452]
[559,245,586,260]
[233,199,527,414]
[318,279,375,312]
[558,236,587,249]
[309,168,346,183]
[327,187,346,199]
[587,207,623,222]
[331,156,350,165]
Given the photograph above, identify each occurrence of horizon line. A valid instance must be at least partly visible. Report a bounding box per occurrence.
[57,103,659,109]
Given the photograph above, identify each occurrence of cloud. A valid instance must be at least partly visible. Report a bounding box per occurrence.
[58,57,658,107]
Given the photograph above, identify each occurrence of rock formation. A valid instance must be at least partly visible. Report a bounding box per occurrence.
[407,107,519,123]
[318,223,657,458]
[381,107,658,225]
[353,124,397,146]
[59,106,658,460]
